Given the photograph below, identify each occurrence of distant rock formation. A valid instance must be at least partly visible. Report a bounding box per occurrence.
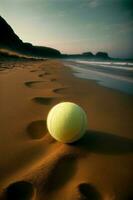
[0,16,112,59]
[0,16,61,57]
[63,51,110,59]
[95,52,110,59]
[82,52,94,57]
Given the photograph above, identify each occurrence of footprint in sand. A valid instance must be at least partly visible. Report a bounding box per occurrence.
[24,81,47,89]
[32,97,55,105]
[50,78,57,82]
[53,87,68,94]
[77,183,102,200]
[38,73,45,77]
[27,120,47,139]
[38,71,51,78]
[4,181,35,200]
[44,72,51,75]
[30,70,38,72]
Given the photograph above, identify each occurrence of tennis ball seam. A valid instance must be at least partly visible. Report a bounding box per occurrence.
[68,109,87,143]
[49,108,87,143]
[68,111,84,142]
[48,102,71,140]
[48,104,60,140]
[52,104,82,142]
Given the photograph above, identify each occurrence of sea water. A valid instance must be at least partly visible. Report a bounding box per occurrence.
[63,59,133,95]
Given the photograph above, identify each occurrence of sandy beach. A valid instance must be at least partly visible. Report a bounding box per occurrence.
[0,59,133,200]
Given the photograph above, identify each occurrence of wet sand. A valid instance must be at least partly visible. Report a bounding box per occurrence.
[0,59,133,200]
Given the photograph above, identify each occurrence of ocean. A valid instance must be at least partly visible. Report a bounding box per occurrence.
[63,59,133,95]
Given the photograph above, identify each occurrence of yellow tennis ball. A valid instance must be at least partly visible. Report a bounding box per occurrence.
[47,102,88,143]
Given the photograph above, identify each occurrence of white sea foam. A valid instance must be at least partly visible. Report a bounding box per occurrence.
[75,60,112,65]
[97,64,133,71]
[67,64,133,83]
[64,60,133,95]
[128,63,133,66]
[73,60,133,71]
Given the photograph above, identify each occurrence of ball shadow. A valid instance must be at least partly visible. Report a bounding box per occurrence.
[73,130,133,155]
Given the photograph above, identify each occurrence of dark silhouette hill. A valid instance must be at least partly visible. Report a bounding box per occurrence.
[0,16,61,57]
[95,52,109,59]
[62,51,110,59]
[0,16,112,59]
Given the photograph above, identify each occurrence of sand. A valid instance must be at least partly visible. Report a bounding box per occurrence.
[0,59,133,200]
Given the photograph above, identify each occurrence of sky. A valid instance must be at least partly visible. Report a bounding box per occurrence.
[0,0,133,58]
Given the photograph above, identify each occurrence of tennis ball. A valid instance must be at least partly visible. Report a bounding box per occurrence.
[47,102,88,143]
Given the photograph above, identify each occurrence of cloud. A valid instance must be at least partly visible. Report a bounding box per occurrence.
[79,0,101,9]
[87,0,100,8]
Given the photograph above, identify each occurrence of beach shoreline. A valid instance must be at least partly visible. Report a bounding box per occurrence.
[63,59,133,95]
[0,59,133,200]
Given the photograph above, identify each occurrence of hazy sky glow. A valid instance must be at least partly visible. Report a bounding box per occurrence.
[0,0,133,58]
